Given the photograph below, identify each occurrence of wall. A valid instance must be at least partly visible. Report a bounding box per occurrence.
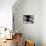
[13,0,41,46]
[0,0,16,30]
[0,0,17,39]
[41,0,46,46]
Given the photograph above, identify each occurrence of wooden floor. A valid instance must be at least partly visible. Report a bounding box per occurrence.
[0,33,23,46]
[0,39,16,46]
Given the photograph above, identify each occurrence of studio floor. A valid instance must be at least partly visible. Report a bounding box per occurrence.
[0,39,16,46]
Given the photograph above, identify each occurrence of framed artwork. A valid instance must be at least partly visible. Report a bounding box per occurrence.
[23,15,34,24]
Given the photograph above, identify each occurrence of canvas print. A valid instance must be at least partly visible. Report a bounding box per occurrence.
[23,15,34,24]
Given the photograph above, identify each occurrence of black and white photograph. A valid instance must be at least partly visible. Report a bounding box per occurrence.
[23,15,34,24]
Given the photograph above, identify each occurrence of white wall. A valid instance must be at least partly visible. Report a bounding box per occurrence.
[13,0,41,46]
[13,0,46,46]
[41,0,46,46]
[0,0,16,29]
